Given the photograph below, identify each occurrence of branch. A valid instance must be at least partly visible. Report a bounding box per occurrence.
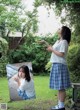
[15,22,31,49]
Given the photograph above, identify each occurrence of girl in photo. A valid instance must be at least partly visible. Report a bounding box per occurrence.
[14,65,36,100]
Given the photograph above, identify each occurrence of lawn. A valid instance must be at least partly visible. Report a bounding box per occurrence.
[0,76,58,110]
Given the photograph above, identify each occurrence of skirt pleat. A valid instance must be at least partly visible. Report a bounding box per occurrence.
[49,63,71,90]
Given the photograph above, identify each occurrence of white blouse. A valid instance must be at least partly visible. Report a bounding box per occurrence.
[50,40,68,65]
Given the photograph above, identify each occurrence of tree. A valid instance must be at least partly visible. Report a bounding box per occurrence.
[0,0,38,42]
[0,0,22,38]
[42,0,80,43]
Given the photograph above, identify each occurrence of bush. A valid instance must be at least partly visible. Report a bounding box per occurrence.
[0,37,8,76]
[45,61,52,72]
[67,44,80,82]
[8,34,58,75]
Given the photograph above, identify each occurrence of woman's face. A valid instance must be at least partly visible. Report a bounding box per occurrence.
[57,28,62,38]
[18,68,25,78]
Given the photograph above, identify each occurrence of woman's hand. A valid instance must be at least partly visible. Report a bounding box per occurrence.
[47,45,64,57]
[14,77,19,82]
[14,77,20,86]
[46,45,53,52]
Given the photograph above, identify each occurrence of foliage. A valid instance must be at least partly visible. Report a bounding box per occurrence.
[42,0,80,43]
[0,0,38,42]
[0,0,22,38]
[45,61,52,72]
[8,34,58,74]
[71,32,80,44]
[67,44,80,82]
[0,37,8,76]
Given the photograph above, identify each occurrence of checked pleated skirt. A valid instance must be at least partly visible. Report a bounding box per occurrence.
[49,63,71,90]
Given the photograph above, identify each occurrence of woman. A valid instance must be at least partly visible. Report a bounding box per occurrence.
[14,65,36,100]
[46,26,71,110]
[38,26,71,110]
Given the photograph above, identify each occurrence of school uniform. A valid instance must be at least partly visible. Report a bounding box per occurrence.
[50,40,71,90]
[17,78,36,100]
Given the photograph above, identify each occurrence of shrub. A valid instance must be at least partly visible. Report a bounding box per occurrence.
[67,44,80,82]
[0,37,8,76]
[45,61,52,72]
[8,34,58,74]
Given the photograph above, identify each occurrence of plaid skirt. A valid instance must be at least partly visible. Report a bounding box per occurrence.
[17,89,36,100]
[49,63,71,90]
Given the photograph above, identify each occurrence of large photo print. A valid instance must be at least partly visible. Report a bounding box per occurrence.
[6,62,36,101]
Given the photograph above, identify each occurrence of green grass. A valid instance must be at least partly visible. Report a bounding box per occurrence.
[0,76,58,110]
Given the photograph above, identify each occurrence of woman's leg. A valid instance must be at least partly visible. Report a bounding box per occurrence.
[51,90,66,109]
[58,89,66,108]
[58,89,66,102]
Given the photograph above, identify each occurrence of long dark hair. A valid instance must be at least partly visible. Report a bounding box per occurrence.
[18,65,31,82]
[61,26,71,44]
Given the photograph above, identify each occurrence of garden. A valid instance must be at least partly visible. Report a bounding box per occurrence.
[0,0,80,110]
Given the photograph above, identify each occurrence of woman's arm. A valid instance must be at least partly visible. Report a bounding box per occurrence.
[46,45,64,57]
[14,77,21,86]
[38,40,64,57]
[17,80,27,99]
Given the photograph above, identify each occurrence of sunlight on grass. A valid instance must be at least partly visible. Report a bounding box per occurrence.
[0,76,57,110]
